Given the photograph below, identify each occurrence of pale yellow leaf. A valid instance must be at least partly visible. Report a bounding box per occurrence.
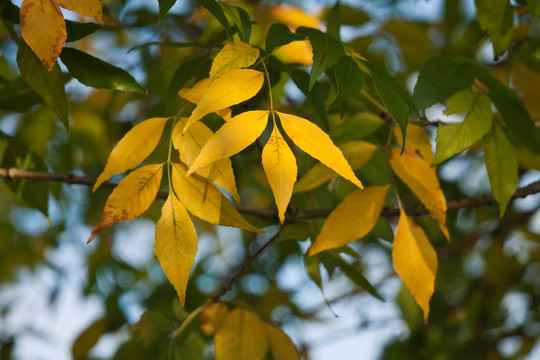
[56,0,104,24]
[93,117,169,192]
[209,40,260,82]
[20,0,67,71]
[214,307,268,360]
[185,69,264,131]
[262,125,297,224]
[294,140,377,193]
[178,78,209,104]
[188,111,270,175]
[395,123,434,163]
[389,149,449,240]
[307,185,389,256]
[172,163,262,233]
[172,118,240,204]
[265,324,300,360]
[201,302,229,336]
[392,208,438,322]
[88,164,163,243]
[274,41,313,66]
[155,195,197,306]
[277,111,364,189]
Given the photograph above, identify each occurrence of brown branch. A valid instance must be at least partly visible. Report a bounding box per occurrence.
[1,168,540,221]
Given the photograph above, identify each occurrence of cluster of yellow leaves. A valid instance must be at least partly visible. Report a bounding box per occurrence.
[201,303,300,360]
[20,0,104,70]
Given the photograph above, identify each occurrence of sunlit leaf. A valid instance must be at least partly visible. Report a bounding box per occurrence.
[88,164,163,243]
[265,324,300,360]
[187,111,269,175]
[483,122,518,216]
[93,117,169,192]
[55,0,104,24]
[262,124,297,224]
[389,149,449,240]
[393,208,438,322]
[214,307,268,360]
[179,78,210,104]
[185,69,264,130]
[307,186,389,256]
[277,111,364,189]
[200,303,229,336]
[209,40,259,82]
[155,195,198,306]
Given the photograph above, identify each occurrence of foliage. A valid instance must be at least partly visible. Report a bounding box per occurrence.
[1,0,540,359]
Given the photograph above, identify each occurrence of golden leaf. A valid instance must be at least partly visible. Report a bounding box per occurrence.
[55,0,104,24]
[395,123,434,163]
[209,40,260,82]
[200,302,230,336]
[178,78,209,104]
[265,324,300,360]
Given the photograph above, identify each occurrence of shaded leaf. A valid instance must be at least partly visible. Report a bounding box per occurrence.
[221,3,252,43]
[265,23,304,55]
[475,0,513,56]
[65,20,102,42]
[529,0,540,17]
[328,55,364,109]
[285,67,327,125]
[193,0,233,39]
[329,252,384,300]
[200,303,229,336]
[265,324,300,360]
[0,77,41,111]
[158,0,177,21]
[329,112,383,143]
[209,40,259,82]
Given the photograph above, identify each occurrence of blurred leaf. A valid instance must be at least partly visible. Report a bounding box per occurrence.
[194,0,233,39]
[72,318,107,360]
[173,333,206,360]
[277,222,311,242]
[158,0,176,21]
[325,1,341,40]
[265,23,304,55]
[0,77,41,111]
[129,41,202,53]
[529,0,540,17]
[168,54,211,97]
[285,67,328,125]
[265,324,300,360]
[200,302,229,336]
[329,112,383,143]
[328,55,364,109]
[329,252,384,300]
[475,0,513,56]
[133,311,175,348]
[221,3,252,43]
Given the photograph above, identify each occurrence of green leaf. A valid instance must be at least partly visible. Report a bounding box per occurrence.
[168,54,211,98]
[128,41,202,53]
[193,0,233,40]
[65,20,102,42]
[325,1,341,40]
[158,0,177,21]
[529,0,540,18]
[17,41,68,127]
[173,333,206,360]
[483,122,518,216]
[0,1,20,23]
[60,47,147,94]
[328,55,364,109]
[286,67,328,127]
[305,255,323,289]
[277,222,311,242]
[475,0,513,56]
[265,23,304,55]
[221,3,251,42]
[0,77,41,111]
[413,56,474,109]
[434,89,493,164]
[329,112,383,143]
[133,311,175,348]
[297,27,344,91]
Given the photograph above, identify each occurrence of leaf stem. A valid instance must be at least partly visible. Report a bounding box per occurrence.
[361,89,387,114]
[260,56,274,111]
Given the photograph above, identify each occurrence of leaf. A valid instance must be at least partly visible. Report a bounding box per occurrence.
[297,27,345,90]
[17,41,68,127]
[277,111,364,189]
[395,123,434,164]
[529,0,540,18]
[172,163,262,233]
[209,40,259,82]
[262,124,297,224]
[221,4,252,43]
[65,20,102,42]
[88,164,164,243]
[179,78,210,104]
[19,0,66,71]
[294,140,376,193]
[214,307,268,360]
[392,208,438,322]
[187,111,269,175]
[172,118,240,204]
[329,252,384,300]
[483,122,518,215]
[265,23,305,55]
[285,67,328,125]
[185,69,264,130]
[93,117,169,191]
[434,89,492,164]
[200,303,229,336]
[413,56,474,109]
[361,60,416,146]
[158,0,177,21]
[55,0,104,24]
[328,55,364,109]
[193,0,234,39]
[265,324,300,360]
[169,54,211,98]
[155,195,198,306]
[329,112,383,143]
[389,149,449,240]
[307,186,389,256]
[0,77,41,111]
[475,0,513,56]
[60,47,146,93]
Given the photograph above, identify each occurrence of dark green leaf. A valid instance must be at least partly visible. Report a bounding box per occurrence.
[413,56,474,109]
[277,222,311,242]
[193,0,233,40]
[173,333,206,360]
[158,0,177,21]
[297,27,345,91]
[0,77,41,111]
[328,55,364,109]
[17,41,68,127]
[529,0,540,18]
[265,23,305,55]
[305,255,323,289]
[475,0,513,56]
[133,311,175,348]
[65,20,102,42]
[168,54,212,98]
[326,1,341,40]
[328,4,370,26]
[286,67,328,128]
[221,3,251,42]
[128,41,202,53]
[0,1,20,23]
[60,47,146,94]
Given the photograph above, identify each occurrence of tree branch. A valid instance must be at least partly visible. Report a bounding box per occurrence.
[1,167,540,221]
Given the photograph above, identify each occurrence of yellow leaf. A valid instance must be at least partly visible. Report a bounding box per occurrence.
[93,117,169,192]
[20,0,67,71]
[262,125,297,224]
[392,208,438,322]
[395,123,434,163]
[88,164,163,243]
[294,141,377,193]
[172,118,240,204]
[277,111,364,189]
[200,302,229,336]
[274,41,314,66]
[389,149,449,240]
[188,111,270,175]
[185,69,264,131]
[307,186,389,256]
[56,0,104,24]
[216,108,232,122]
[155,195,197,306]
[209,40,260,82]
[178,78,209,104]
[265,324,300,360]
[214,307,268,360]
[172,163,262,233]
